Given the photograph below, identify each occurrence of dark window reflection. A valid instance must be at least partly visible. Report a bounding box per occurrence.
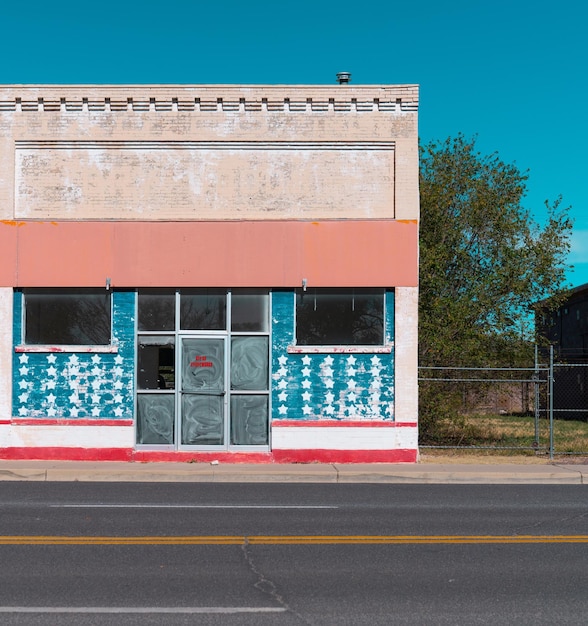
[137,336,175,390]
[180,289,226,330]
[24,289,111,345]
[296,289,384,345]
[231,290,269,332]
[138,290,175,331]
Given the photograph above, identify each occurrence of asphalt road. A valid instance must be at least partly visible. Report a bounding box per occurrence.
[0,483,587,625]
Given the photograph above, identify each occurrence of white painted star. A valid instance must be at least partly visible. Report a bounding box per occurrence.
[91,380,102,391]
[277,367,287,378]
[301,367,311,377]
[346,355,357,365]
[19,366,29,376]
[114,407,124,417]
[278,391,288,402]
[325,405,335,415]
[47,366,57,377]
[18,380,28,390]
[68,366,80,376]
[91,407,101,417]
[347,405,359,417]
[91,355,102,364]
[370,366,382,376]
[347,379,357,390]
[18,407,28,416]
[18,354,29,363]
[302,391,311,402]
[347,367,357,377]
[46,379,56,390]
[323,367,334,377]
[113,380,124,390]
[371,379,382,390]
[68,355,79,365]
[114,355,124,365]
[347,392,357,402]
[114,393,123,404]
[47,407,57,417]
[18,392,29,403]
[370,393,381,404]
[46,354,57,364]
[301,379,311,389]
[113,366,124,377]
[47,393,56,404]
[277,379,288,390]
[278,405,288,415]
[91,366,103,377]
[278,355,288,366]
[325,392,334,404]
[302,405,312,415]
[370,356,381,366]
[69,393,79,404]
[91,394,100,404]
[69,407,79,417]
[302,355,312,366]
[323,356,334,366]
[324,379,334,389]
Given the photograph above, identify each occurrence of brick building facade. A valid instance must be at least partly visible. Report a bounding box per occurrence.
[0,84,419,462]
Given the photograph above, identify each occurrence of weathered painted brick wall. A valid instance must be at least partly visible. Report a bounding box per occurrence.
[0,85,419,223]
[12,291,135,419]
[271,290,395,421]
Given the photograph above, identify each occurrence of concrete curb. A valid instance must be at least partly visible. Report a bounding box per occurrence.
[1,461,588,484]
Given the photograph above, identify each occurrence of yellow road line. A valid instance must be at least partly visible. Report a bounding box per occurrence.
[1,535,588,545]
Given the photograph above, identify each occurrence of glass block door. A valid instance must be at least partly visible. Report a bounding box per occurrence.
[179,337,227,448]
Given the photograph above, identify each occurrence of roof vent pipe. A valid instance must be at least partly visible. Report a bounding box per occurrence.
[336,72,351,85]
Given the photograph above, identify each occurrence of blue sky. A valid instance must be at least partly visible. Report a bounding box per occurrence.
[3,0,586,285]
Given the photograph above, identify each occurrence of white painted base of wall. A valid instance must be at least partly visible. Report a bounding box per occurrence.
[271,425,417,450]
[0,423,134,449]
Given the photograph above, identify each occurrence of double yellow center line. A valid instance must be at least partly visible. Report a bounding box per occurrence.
[1,535,588,545]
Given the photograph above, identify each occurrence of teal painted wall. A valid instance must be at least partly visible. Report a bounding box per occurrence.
[271,290,395,421]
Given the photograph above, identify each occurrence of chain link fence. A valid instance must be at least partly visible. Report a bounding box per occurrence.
[419,347,588,457]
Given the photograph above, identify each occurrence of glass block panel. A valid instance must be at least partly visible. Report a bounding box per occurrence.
[137,394,175,445]
[231,290,269,332]
[231,336,269,390]
[138,290,175,331]
[181,338,224,393]
[231,395,268,445]
[180,289,226,330]
[182,394,224,445]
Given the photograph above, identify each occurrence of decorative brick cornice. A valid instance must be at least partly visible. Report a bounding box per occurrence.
[0,85,419,113]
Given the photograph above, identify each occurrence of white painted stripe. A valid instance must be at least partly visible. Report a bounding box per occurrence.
[271,425,418,450]
[0,607,286,614]
[2,424,134,448]
[51,504,338,509]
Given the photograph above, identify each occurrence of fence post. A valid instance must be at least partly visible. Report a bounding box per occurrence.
[549,345,554,460]
[534,344,540,448]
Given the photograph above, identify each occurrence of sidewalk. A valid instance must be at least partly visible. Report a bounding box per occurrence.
[1,459,588,484]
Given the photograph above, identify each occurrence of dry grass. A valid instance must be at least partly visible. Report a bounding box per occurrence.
[420,414,588,458]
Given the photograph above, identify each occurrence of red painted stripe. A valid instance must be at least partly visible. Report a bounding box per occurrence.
[272,449,418,463]
[10,419,134,427]
[0,447,417,464]
[272,420,417,428]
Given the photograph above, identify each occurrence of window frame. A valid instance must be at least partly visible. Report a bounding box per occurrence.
[17,288,115,352]
[291,288,392,354]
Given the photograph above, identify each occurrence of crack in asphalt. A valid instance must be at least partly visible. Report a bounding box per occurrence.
[241,538,313,625]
